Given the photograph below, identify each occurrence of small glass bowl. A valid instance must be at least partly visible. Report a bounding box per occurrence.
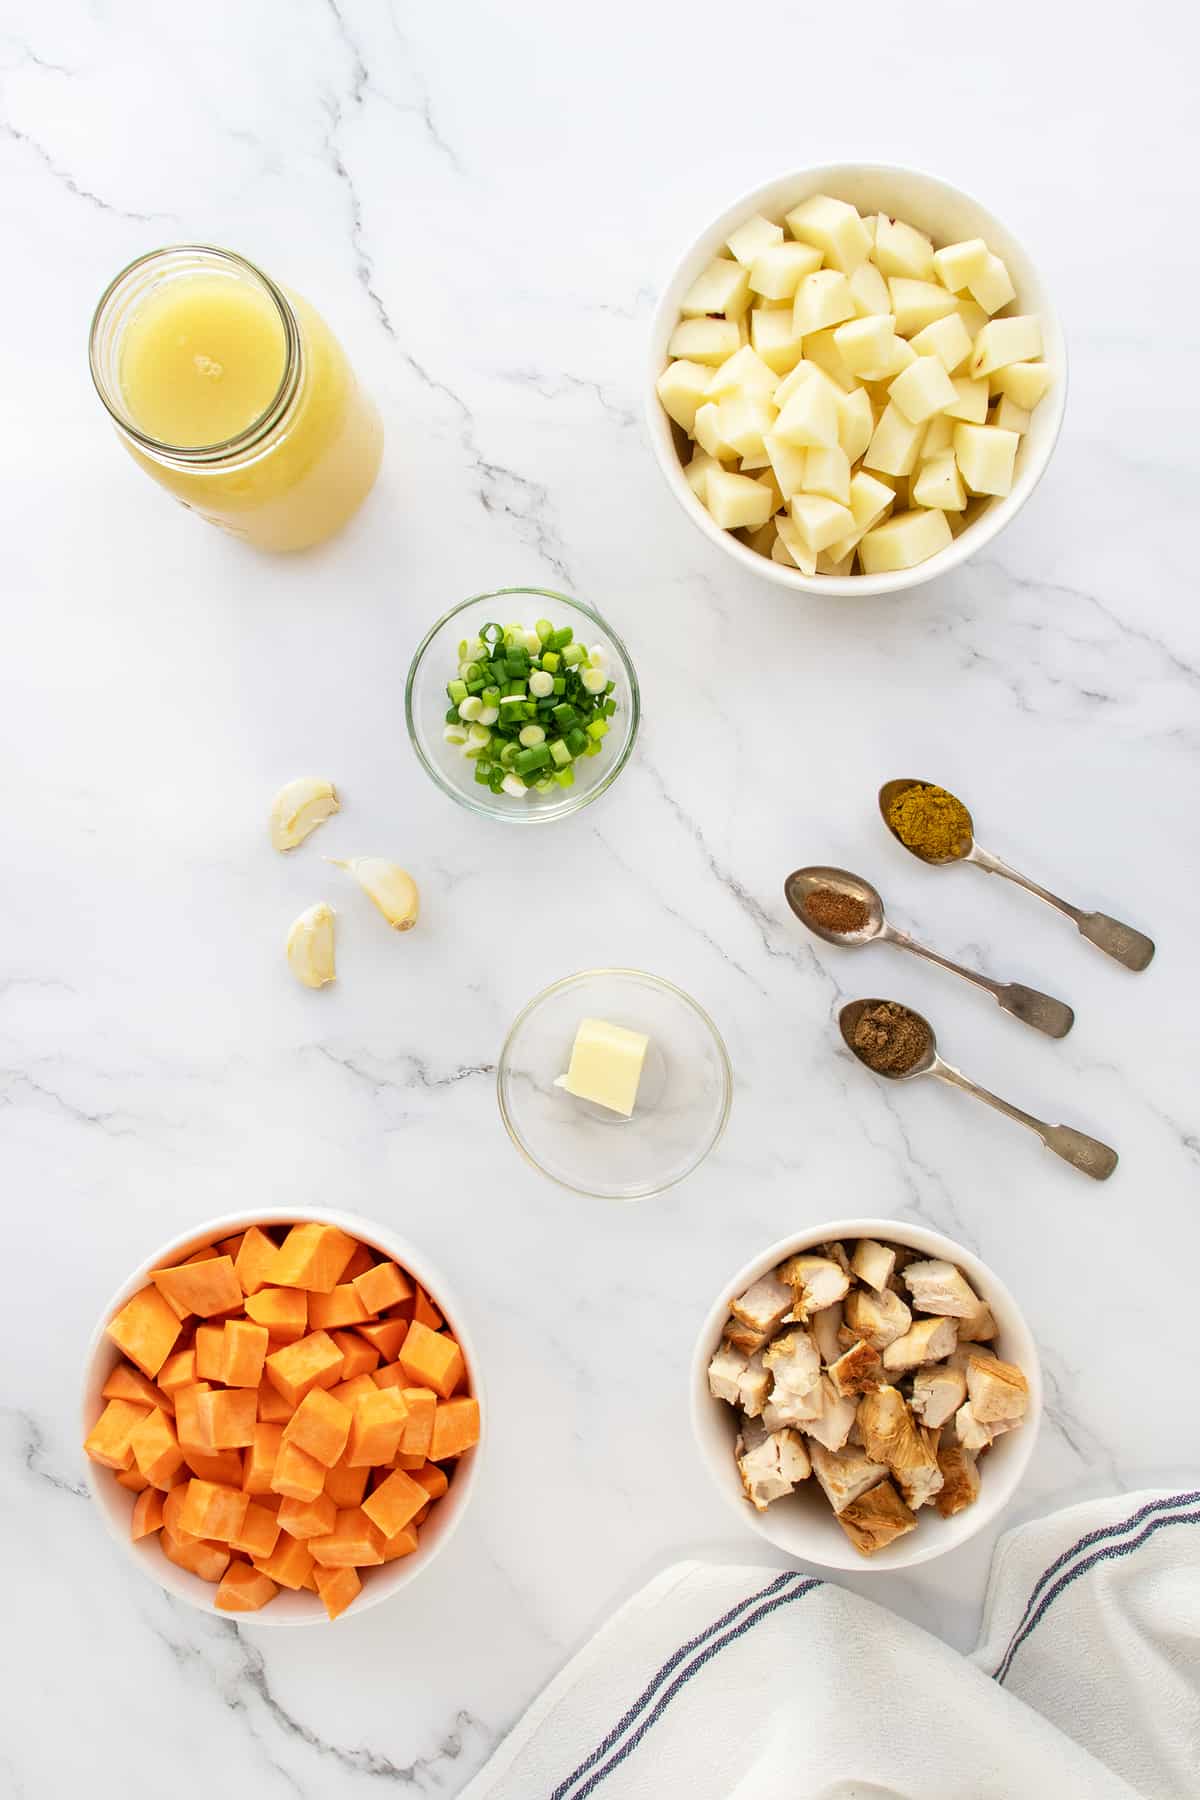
[497,969,732,1200]
[406,589,640,824]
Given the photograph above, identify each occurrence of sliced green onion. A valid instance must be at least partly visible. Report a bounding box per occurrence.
[518,724,546,747]
[447,678,468,703]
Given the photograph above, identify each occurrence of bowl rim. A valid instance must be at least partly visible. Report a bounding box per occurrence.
[689,1216,1042,1571]
[81,1205,484,1626]
[646,160,1069,599]
[497,966,734,1199]
[404,587,642,824]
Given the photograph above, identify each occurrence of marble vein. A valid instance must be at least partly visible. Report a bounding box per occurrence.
[7,1407,89,1499]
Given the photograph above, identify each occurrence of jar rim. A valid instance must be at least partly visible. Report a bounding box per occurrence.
[88,244,302,463]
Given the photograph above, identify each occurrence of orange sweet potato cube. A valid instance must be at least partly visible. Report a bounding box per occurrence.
[429,1397,480,1460]
[106,1284,182,1379]
[245,1287,308,1344]
[130,1407,185,1487]
[183,1449,244,1485]
[116,1466,150,1492]
[264,1331,344,1408]
[314,1563,362,1620]
[399,1388,437,1457]
[151,1255,243,1319]
[309,1285,371,1331]
[356,1318,408,1361]
[270,1438,326,1503]
[242,1423,283,1496]
[173,1382,213,1450]
[217,1232,245,1258]
[277,1492,337,1540]
[222,1318,269,1388]
[412,1462,450,1501]
[252,1533,315,1590]
[345,1388,409,1466]
[331,1373,379,1409]
[394,1451,426,1470]
[229,1500,282,1561]
[215,1560,279,1612]
[282,1388,352,1468]
[131,1487,165,1539]
[380,1524,420,1562]
[196,1388,258,1450]
[412,1286,443,1331]
[162,1531,230,1583]
[84,1397,150,1470]
[268,1223,357,1294]
[412,1502,430,1527]
[257,1382,296,1424]
[103,1362,165,1413]
[373,1362,406,1393]
[352,1260,413,1315]
[361,1467,427,1538]
[179,1478,249,1543]
[330,1331,379,1382]
[233,1226,279,1297]
[308,1507,385,1568]
[323,1454,370,1509]
[195,1324,227,1382]
[162,1483,199,1543]
[157,1348,197,1395]
[398,1323,464,1400]
[342,1242,375,1281]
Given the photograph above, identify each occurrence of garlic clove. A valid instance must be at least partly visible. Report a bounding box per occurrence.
[287,902,336,988]
[270,778,340,851]
[326,858,419,931]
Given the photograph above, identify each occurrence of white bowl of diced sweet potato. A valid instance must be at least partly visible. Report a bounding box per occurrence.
[82,1209,482,1624]
[690,1219,1041,1571]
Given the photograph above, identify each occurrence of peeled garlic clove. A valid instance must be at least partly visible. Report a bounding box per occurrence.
[270,777,340,851]
[327,857,419,931]
[287,902,336,988]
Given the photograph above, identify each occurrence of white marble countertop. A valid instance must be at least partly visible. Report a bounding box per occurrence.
[3,2,1198,1792]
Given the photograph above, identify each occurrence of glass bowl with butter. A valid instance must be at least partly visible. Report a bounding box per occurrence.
[497,969,732,1199]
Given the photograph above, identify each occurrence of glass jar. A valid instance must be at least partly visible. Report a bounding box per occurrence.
[89,246,383,552]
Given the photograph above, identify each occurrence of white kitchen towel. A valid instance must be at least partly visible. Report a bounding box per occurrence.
[462,1488,1199,1799]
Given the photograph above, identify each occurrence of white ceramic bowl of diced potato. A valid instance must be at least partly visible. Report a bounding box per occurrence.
[690,1219,1042,1571]
[648,165,1066,597]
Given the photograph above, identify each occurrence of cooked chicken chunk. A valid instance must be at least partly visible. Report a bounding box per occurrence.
[737,1351,771,1418]
[902,1258,982,1319]
[763,1386,824,1430]
[708,1339,749,1405]
[729,1273,793,1338]
[850,1238,896,1292]
[935,1445,981,1518]
[856,1385,943,1509]
[811,1300,844,1367]
[808,1441,888,1514]
[818,1240,852,1277]
[953,1399,1020,1451]
[828,1338,884,1399]
[836,1477,918,1556]
[910,1362,967,1430]
[778,1255,850,1321]
[965,1354,1029,1424]
[763,1327,821,1400]
[736,1425,812,1511]
[723,1314,772,1354]
[949,1342,996,1372]
[843,1285,912,1352]
[958,1296,999,1342]
[801,1375,858,1453]
[882,1314,958,1372]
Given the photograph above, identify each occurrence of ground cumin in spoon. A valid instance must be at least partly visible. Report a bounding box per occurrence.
[852,1001,931,1075]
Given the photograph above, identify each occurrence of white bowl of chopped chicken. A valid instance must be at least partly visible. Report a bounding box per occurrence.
[691,1220,1041,1570]
[647,165,1066,597]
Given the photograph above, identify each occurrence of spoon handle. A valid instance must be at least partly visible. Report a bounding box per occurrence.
[967,844,1155,973]
[931,1058,1119,1180]
[886,928,1074,1038]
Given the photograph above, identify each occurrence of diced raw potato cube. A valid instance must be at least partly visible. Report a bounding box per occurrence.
[744,516,778,556]
[774,512,818,574]
[888,355,956,425]
[719,392,777,460]
[817,545,857,576]
[864,402,926,477]
[836,387,874,464]
[750,306,804,374]
[774,378,839,450]
[919,412,955,460]
[739,450,770,472]
[860,213,879,247]
[705,467,775,530]
[849,470,896,534]
[932,237,989,293]
[888,278,958,337]
[749,240,822,299]
[912,452,966,511]
[656,360,712,433]
[943,376,989,423]
[873,217,935,280]
[847,260,891,317]
[956,297,991,341]
[869,335,917,381]
[693,401,738,461]
[833,313,896,377]
[684,449,718,501]
[785,193,871,273]
[755,468,785,511]
[763,429,809,498]
[954,423,1019,496]
[668,317,741,365]
[859,507,953,573]
[774,360,844,410]
[726,212,784,267]
[680,258,752,320]
[792,270,855,336]
[705,346,778,403]
[968,251,1016,315]
[991,360,1053,410]
[970,315,1043,376]
[907,312,972,373]
[801,327,859,392]
[789,492,855,552]
[803,444,851,506]
[994,394,1031,434]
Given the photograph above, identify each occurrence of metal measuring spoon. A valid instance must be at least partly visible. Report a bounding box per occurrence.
[839,998,1118,1180]
[786,866,1074,1038]
[879,779,1155,973]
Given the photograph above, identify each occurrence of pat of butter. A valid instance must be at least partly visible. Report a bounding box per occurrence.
[554,1017,649,1118]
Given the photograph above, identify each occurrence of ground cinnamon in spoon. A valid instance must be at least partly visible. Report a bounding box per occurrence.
[804,888,871,934]
[852,1001,931,1075]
